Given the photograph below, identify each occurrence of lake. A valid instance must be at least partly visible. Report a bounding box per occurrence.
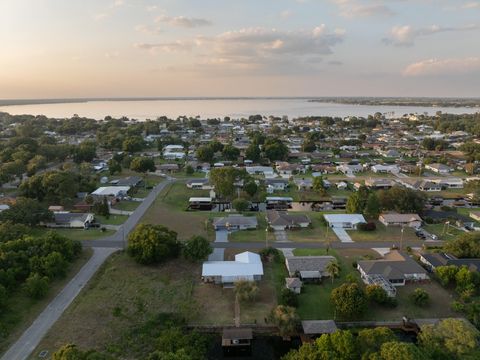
[0,98,478,120]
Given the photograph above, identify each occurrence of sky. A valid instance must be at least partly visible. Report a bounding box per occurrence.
[0,0,479,99]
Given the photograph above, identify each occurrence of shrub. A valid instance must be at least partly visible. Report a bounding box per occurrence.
[409,288,429,307]
[24,273,50,299]
[358,222,376,231]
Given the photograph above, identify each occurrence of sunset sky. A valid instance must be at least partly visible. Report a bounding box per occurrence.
[1,0,479,99]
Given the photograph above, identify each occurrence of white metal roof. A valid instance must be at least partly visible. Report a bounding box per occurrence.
[202,251,263,277]
[323,213,366,224]
[189,197,212,202]
[91,186,130,196]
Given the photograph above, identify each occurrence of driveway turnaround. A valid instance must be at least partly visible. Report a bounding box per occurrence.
[1,247,118,360]
[332,228,353,243]
[208,230,228,261]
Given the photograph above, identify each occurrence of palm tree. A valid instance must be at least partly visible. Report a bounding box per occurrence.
[326,260,340,284]
[234,280,259,303]
[270,305,299,338]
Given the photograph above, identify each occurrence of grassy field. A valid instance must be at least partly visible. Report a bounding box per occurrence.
[0,249,93,355]
[140,182,213,240]
[229,214,272,243]
[292,248,456,321]
[31,250,280,358]
[348,222,418,243]
[32,228,115,241]
[111,200,140,212]
[96,214,128,225]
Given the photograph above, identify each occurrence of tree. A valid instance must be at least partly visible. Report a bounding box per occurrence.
[0,221,31,243]
[312,176,327,196]
[196,145,214,163]
[182,236,212,262]
[127,224,180,265]
[419,318,480,359]
[315,330,358,360]
[0,284,7,310]
[184,165,194,175]
[357,327,395,356]
[222,144,240,161]
[410,288,429,307]
[263,138,289,161]
[435,265,459,286]
[0,198,52,226]
[365,285,389,305]
[93,197,110,217]
[444,232,480,258]
[245,143,261,162]
[326,260,340,284]
[378,186,426,214]
[269,305,299,337]
[232,198,249,212]
[73,141,96,163]
[209,167,246,199]
[243,180,258,198]
[24,273,49,299]
[52,344,114,360]
[234,280,259,302]
[122,136,145,153]
[130,157,156,174]
[331,283,367,319]
[455,266,477,292]
[107,159,122,175]
[364,192,381,219]
[346,193,363,214]
[42,251,68,278]
[280,288,299,307]
[379,341,428,360]
[301,139,316,153]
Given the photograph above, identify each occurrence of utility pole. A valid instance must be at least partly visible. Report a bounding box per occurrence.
[400,226,404,251]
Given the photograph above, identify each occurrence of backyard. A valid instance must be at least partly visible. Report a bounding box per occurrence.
[348,222,418,243]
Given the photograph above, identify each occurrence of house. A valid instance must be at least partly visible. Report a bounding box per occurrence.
[364,178,396,190]
[111,176,143,187]
[91,186,130,200]
[470,211,480,222]
[186,178,214,190]
[276,162,305,177]
[422,210,474,228]
[419,252,480,272]
[265,178,289,193]
[45,212,95,229]
[379,213,422,228]
[266,210,311,230]
[202,251,264,284]
[48,205,64,213]
[336,181,348,190]
[285,277,302,294]
[163,145,184,160]
[430,177,464,189]
[266,197,293,210]
[222,328,253,349]
[302,320,338,336]
[213,215,258,231]
[323,214,366,229]
[0,204,10,213]
[245,166,275,178]
[357,251,429,296]
[336,164,363,175]
[188,197,213,210]
[397,178,442,192]
[157,164,179,173]
[425,163,453,174]
[285,256,337,280]
[294,178,313,191]
[371,164,400,174]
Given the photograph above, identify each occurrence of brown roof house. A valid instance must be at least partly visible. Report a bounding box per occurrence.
[266,210,311,231]
[379,212,422,228]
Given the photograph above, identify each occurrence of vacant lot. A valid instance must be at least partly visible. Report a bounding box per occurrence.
[348,222,417,243]
[287,212,339,243]
[32,250,280,358]
[229,214,271,243]
[141,182,213,240]
[32,228,115,241]
[0,249,92,355]
[423,223,463,241]
[96,214,128,225]
[292,248,457,321]
[112,200,140,212]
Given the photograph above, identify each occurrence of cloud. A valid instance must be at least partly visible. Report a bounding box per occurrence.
[112,0,124,7]
[463,1,480,8]
[403,57,480,76]
[135,24,162,35]
[280,10,293,19]
[155,15,212,28]
[134,40,195,53]
[331,0,395,18]
[92,13,108,21]
[135,25,345,75]
[105,51,120,59]
[383,24,479,46]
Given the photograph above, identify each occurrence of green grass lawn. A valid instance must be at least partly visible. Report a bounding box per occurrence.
[162,182,210,211]
[0,249,93,355]
[53,228,115,241]
[287,212,339,243]
[229,214,271,243]
[96,214,128,225]
[348,222,418,243]
[111,200,140,211]
[423,223,463,241]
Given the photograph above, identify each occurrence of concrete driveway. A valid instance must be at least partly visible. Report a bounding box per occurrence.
[208,230,228,261]
[332,228,353,243]
[274,230,289,242]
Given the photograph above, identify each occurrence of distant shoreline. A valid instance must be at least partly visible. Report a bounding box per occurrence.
[1,96,480,108]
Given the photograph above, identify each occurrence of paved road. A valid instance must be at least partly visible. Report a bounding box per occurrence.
[1,247,118,360]
[211,240,443,249]
[2,179,173,360]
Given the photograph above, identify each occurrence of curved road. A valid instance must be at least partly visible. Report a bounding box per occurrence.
[1,179,173,360]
